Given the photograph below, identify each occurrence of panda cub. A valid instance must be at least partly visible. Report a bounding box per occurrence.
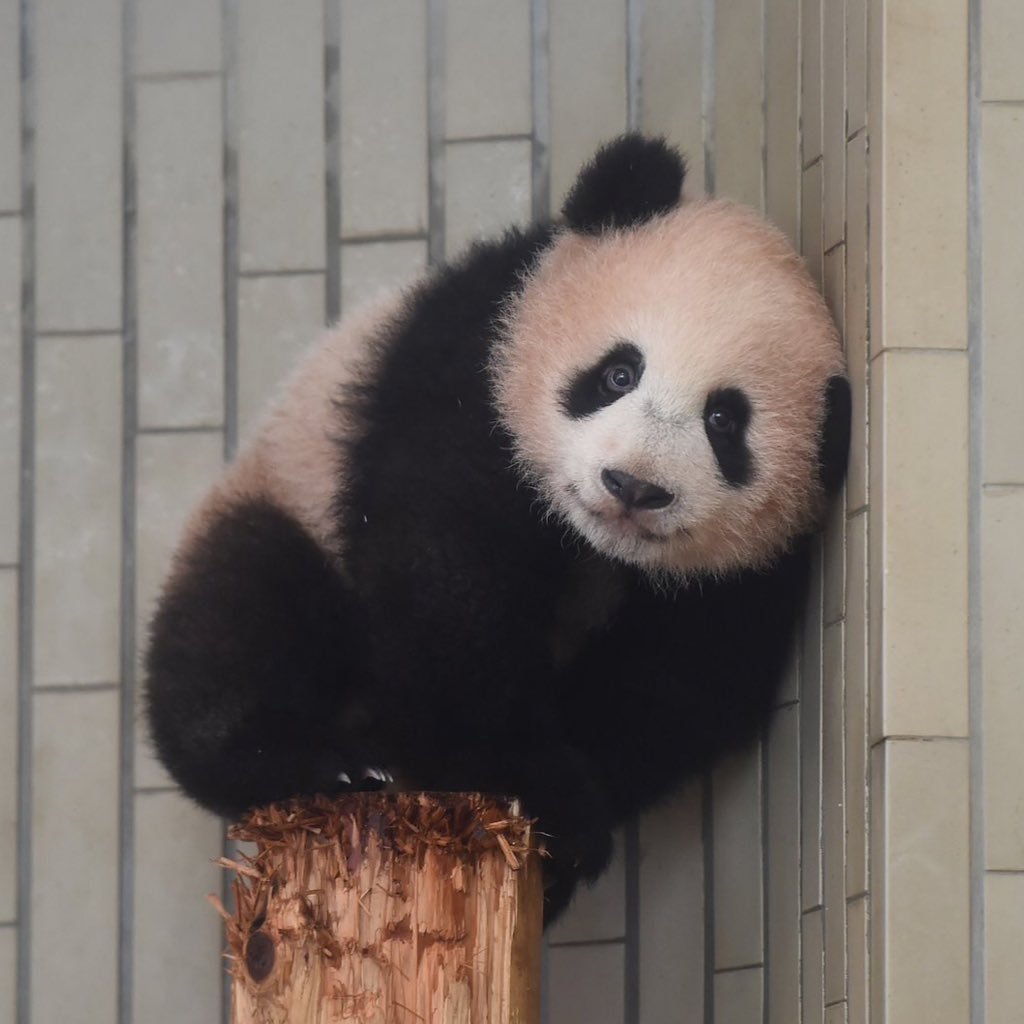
[146,134,850,921]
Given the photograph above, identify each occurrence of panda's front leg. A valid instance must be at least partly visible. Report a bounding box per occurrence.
[145,497,382,819]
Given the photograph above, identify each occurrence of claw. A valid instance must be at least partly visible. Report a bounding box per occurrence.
[363,766,393,783]
[337,771,352,785]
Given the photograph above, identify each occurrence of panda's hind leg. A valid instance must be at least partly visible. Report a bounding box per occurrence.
[145,497,380,819]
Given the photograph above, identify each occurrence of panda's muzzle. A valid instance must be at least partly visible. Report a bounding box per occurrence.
[600,468,675,511]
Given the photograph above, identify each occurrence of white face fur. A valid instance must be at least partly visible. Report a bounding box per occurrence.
[492,199,846,579]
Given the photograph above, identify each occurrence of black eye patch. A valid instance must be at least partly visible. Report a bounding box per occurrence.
[704,387,753,486]
[560,342,645,419]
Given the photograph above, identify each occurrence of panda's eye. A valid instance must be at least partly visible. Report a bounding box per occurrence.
[706,407,736,434]
[604,364,638,393]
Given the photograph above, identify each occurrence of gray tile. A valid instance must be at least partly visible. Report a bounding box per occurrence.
[237,274,326,442]
[764,0,800,242]
[549,0,627,214]
[982,0,1024,100]
[844,135,868,514]
[135,0,222,76]
[444,140,532,258]
[444,0,531,139]
[548,829,625,945]
[546,942,624,1024]
[714,965,763,1023]
[0,216,19,564]
[637,784,704,1024]
[0,571,16,922]
[133,791,224,1023]
[822,0,846,250]
[33,336,122,686]
[984,874,1024,1021]
[340,239,427,315]
[801,908,824,1024]
[802,0,822,163]
[137,79,225,429]
[801,539,824,913]
[714,0,764,208]
[847,895,868,1024]
[846,0,868,135]
[340,0,428,238]
[31,689,119,1024]
[0,0,18,211]
[640,0,705,197]
[821,624,846,1005]
[0,925,14,1024]
[238,0,325,271]
[35,0,122,330]
[802,161,824,289]
[844,513,868,898]
[712,745,763,969]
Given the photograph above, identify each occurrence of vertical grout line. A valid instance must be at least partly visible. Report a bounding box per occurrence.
[15,0,34,1019]
[222,0,240,465]
[966,0,984,1017]
[701,0,716,197]
[530,0,550,222]
[323,0,340,322]
[220,3,240,1021]
[118,1,138,1021]
[426,0,445,266]
[626,0,643,134]
[702,775,715,1024]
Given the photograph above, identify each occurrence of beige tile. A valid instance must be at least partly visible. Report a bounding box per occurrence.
[844,134,868,514]
[876,0,968,351]
[34,336,122,686]
[982,0,1024,100]
[822,0,846,251]
[35,0,122,331]
[877,739,969,1024]
[238,0,324,271]
[444,140,531,259]
[844,513,868,898]
[866,0,882,365]
[776,633,800,707]
[802,161,824,289]
[637,784,704,1024]
[133,791,224,1023]
[137,79,225,430]
[237,273,326,442]
[546,942,624,1024]
[984,873,1024,1021]
[802,908,825,1024]
[0,216,19,564]
[763,0,800,242]
[823,243,846,344]
[981,107,1024,484]
[135,431,224,645]
[0,0,18,211]
[846,0,868,136]
[548,829,625,944]
[340,239,427,315]
[821,624,846,1006]
[714,965,762,1021]
[0,925,13,1023]
[713,0,763,208]
[31,689,119,1023]
[868,745,884,1024]
[801,539,824,912]
[340,0,428,238]
[869,351,969,739]
[640,0,705,197]
[0,571,16,922]
[802,0,823,163]
[444,0,531,139]
[847,895,868,1024]
[712,745,763,969]
[549,0,627,214]
[981,488,1024,868]
[766,703,799,1024]
[135,0,222,75]
[825,1001,848,1024]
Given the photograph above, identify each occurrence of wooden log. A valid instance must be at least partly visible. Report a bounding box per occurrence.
[215,792,543,1024]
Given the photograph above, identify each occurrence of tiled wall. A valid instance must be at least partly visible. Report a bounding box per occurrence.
[0,1,1015,1023]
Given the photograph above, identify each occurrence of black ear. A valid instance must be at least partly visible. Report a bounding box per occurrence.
[562,133,686,234]
[819,376,852,495]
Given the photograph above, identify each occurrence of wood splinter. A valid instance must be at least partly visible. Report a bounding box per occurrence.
[216,792,543,1024]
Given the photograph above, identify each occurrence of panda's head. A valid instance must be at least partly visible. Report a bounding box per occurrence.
[493,134,850,579]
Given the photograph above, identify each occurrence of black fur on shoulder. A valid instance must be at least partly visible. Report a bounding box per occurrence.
[819,375,852,494]
[561,133,686,234]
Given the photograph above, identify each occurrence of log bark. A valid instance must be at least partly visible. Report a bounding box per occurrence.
[216,792,542,1024]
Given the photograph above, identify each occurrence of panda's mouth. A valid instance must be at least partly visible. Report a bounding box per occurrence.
[581,504,672,544]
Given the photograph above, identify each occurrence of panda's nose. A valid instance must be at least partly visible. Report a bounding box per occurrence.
[601,468,675,510]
